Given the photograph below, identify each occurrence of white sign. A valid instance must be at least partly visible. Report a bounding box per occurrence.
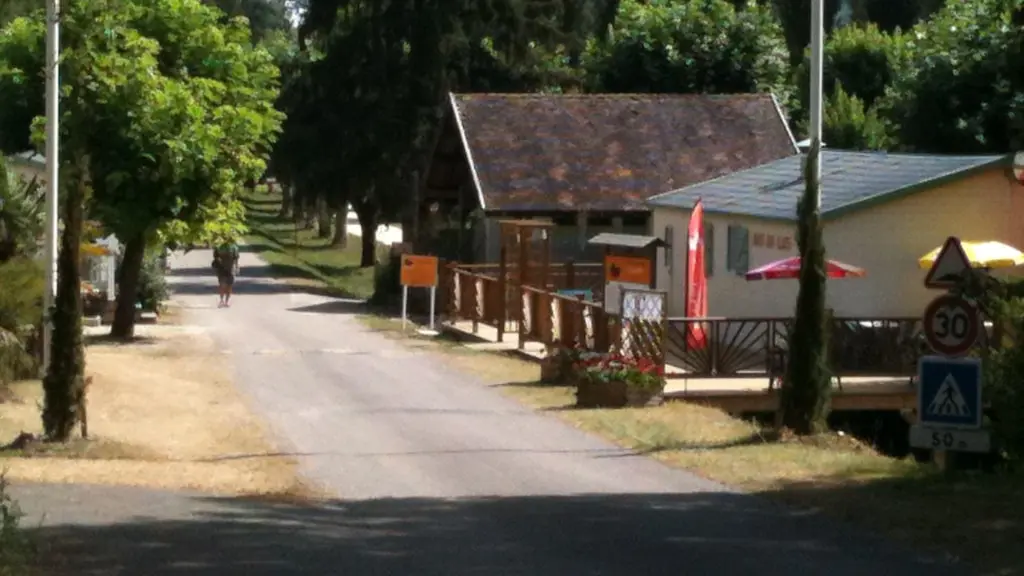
[604,281,647,314]
[924,236,972,289]
[621,290,665,322]
[922,295,979,357]
[909,424,991,454]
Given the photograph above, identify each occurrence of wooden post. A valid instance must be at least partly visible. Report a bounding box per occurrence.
[517,228,529,350]
[497,245,507,342]
[565,260,575,289]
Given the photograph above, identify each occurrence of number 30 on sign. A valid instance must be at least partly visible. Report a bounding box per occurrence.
[922,294,979,357]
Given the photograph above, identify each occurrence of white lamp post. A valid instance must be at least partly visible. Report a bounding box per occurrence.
[808,0,824,209]
[42,0,60,373]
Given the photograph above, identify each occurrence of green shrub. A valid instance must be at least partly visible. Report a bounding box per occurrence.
[0,258,42,384]
[0,474,32,576]
[370,250,401,306]
[136,253,168,311]
[985,297,1024,464]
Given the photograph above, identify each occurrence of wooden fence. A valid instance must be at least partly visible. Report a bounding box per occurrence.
[664,317,942,381]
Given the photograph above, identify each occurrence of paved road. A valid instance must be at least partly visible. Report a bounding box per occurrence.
[12,247,969,575]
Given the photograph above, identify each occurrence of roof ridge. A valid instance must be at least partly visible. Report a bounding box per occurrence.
[452,92,773,100]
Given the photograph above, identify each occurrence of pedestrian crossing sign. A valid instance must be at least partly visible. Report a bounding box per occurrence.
[918,356,982,429]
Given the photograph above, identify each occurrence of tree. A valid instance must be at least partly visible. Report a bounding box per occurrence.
[780,139,831,435]
[0,157,43,263]
[879,0,1024,153]
[0,3,158,439]
[793,23,906,116]
[82,0,282,339]
[278,0,579,268]
[822,82,891,150]
[204,0,292,41]
[585,0,792,105]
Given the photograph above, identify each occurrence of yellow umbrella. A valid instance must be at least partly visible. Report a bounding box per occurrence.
[918,240,1024,269]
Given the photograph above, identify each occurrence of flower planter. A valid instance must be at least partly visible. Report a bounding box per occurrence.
[625,387,665,408]
[576,379,628,408]
[576,379,665,408]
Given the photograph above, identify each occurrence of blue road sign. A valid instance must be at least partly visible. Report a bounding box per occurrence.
[917,355,982,429]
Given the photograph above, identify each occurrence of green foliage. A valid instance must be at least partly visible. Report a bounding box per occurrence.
[0,156,43,263]
[203,0,292,42]
[136,252,169,311]
[0,474,32,576]
[781,139,831,435]
[0,258,42,385]
[878,0,1024,153]
[822,82,892,150]
[586,0,792,104]
[794,22,907,113]
[984,296,1024,464]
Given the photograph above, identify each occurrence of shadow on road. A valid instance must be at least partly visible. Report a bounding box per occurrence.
[25,491,966,576]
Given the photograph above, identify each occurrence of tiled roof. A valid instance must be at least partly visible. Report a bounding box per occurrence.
[451,93,798,212]
[647,151,1008,220]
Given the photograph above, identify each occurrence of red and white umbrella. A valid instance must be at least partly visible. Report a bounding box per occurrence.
[745,256,866,281]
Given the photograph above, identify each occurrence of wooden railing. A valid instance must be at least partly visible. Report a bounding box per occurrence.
[520,285,615,352]
[446,263,614,351]
[454,262,604,300]
[665,317,932,379]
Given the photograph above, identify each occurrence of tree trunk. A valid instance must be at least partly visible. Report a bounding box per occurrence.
[110,233,146,340]
[331,206,348,247]
[355,203,377,268]
[42,164,87,442]
[316,197,331,239]
[780,139,832,435]
[277,184,292,219]
[302,195,315,230]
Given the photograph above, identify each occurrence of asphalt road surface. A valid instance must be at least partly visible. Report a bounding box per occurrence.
[12,247,969,575]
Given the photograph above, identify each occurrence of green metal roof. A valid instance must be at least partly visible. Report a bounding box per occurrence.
[647,151,1010,221]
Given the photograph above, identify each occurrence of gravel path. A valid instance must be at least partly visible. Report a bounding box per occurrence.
[8,248,970,575]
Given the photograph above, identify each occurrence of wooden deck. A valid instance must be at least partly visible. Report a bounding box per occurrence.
[443,320,918,416]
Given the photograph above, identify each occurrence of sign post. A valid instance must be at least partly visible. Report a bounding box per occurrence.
[399,254,439,335]
[911,236,991,466]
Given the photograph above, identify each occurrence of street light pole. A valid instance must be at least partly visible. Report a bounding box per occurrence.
[808,0,824,209]
[42,0,60,374]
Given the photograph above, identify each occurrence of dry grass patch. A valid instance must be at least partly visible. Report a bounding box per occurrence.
[0,321,317,499]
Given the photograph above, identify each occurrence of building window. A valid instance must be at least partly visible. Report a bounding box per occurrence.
[727,224,750,274]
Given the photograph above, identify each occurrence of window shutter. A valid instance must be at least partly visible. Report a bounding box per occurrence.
[727,225,750,274]
[664,225,674,267]
[704,222,714,277]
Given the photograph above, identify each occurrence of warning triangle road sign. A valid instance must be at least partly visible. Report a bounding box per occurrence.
[924,236,973,289]
[927,374,972,418]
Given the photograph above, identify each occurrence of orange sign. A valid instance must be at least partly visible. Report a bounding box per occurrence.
[605,255,651,285]
[400,254,439,287]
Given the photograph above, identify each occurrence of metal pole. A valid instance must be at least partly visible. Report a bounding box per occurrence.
[428,285,436,332]
[809,0,824,209]
[401,285,408,332]
[42,0,60,374]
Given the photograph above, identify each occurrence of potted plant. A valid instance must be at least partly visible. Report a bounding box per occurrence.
[540,343,593,384]
[574,353,666,408]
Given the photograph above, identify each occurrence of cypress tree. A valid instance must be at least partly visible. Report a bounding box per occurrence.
[780,139,832,434]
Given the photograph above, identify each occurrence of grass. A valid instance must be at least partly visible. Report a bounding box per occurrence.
[359,313,1023,576]
[241,188,378,299]
[0,305,316,499]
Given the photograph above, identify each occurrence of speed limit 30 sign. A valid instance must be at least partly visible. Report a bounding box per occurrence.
[922,294,979,357]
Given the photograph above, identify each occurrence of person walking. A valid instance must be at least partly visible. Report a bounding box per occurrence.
[212,240,240,308]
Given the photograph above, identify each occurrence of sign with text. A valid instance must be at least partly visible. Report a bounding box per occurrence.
[604,255,651,286]
[400,254,439,288]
